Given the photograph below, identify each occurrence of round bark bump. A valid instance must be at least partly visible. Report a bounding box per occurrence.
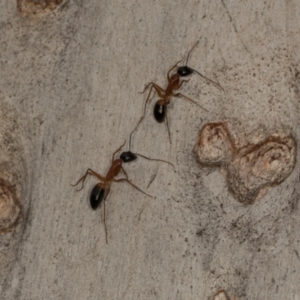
[210,289,240,300]
[0,178,21,234]
[194,122,235,166]
[17,0,63,16]
[227,136,297,204]
[195,122,297,204]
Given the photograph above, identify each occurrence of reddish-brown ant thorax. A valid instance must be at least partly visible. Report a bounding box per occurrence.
[111,159,123,171]
[106,159,123,180]
[170,73,180,82]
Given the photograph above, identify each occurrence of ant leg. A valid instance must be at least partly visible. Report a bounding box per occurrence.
[112,141,126,163]
[129,88,156,145]
[143,86,155,118]
[131,83,165,141]
[113,178,153,198]
[103,199,108,244]
[140,82,154,94]
[165,111,172,145]
[141,83,165,116]
[151,83,166,99]
[121,166,129,180]
[102,186,110,244]
[167,59,183,81]
[71,168,106,191]
[175,79,189,91]
[140,82,165,97]
[174,93,209,112]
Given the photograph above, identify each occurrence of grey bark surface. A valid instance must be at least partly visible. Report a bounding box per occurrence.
[0,1,300,299]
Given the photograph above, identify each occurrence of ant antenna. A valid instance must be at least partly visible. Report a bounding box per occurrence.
[126,128,174,167]
[185,40,199,66]
[135,153,175,168]
[192,69,224,92]
[129,130,133,151]
[181,40,224,92]
[128,117,143,151]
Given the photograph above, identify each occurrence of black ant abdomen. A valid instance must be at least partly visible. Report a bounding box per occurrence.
[120,151,137,163]
[154,102,166,123]
[177,66,193,77]
[90,184,105,210]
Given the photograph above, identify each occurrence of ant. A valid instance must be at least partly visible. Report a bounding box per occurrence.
[132,41,224,143]
[72,140,174,244]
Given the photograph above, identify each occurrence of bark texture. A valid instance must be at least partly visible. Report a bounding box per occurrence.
[0,1,300,299]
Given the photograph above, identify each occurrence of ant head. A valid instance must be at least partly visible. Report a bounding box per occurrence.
[177,66,194,77]
[177,41,199,77]
[120,151,138,163]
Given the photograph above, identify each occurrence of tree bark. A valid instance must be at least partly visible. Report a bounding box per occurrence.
[0,1,299,299]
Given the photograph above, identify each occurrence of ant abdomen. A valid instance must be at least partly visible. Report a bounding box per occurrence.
[154,102,166,123]
[90,184,105,210]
